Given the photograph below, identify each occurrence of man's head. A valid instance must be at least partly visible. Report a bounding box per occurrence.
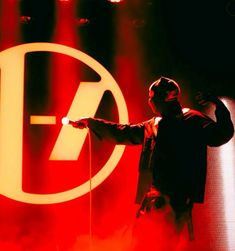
[148,77,181,114]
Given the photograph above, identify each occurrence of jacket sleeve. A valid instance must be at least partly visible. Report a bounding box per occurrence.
[87,118,145,145]
[203,99,234,146]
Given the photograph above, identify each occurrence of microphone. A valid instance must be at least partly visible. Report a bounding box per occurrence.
[61,117,77,126]
[61,117,88,129]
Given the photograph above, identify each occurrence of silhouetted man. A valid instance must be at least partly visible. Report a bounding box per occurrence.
[72,77,234,234]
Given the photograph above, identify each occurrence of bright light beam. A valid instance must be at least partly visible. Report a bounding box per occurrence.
[219,98,235,251]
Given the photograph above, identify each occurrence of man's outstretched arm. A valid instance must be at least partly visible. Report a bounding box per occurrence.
[72,117,145,145]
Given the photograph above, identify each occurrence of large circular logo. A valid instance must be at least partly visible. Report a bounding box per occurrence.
[0,43,128,204]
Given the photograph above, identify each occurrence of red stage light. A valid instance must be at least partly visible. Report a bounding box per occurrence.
[20,16,31,24]
[107,0,124,4]
[75,18,90,26]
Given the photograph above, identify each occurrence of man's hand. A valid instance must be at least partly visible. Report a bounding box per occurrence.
[73,117,89,129]
[195,91,220,106]
[136,187,166,218]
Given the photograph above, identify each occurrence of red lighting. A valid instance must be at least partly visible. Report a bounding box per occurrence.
[75,18,90,26]
[0,1,234,250]
[20,16,31,24]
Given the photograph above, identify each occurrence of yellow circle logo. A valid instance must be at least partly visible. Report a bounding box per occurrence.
[0,43,128,204]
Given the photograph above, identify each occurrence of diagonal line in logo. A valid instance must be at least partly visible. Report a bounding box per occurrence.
[49,81,107,160]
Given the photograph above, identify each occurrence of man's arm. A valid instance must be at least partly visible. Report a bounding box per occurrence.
[73,117,145,145]
[196,93,234,146]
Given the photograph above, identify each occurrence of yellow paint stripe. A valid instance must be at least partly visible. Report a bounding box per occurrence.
[30,116,56,125]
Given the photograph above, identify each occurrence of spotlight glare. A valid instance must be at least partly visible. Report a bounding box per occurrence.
[219,98,235,251]
[107,0,124,3]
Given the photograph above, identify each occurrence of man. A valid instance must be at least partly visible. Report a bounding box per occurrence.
[72,77,234,233]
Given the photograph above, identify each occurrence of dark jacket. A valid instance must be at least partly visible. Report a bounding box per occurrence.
[87,100,234,204]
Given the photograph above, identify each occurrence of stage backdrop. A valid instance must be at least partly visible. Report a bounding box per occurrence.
[0,1,235,251]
